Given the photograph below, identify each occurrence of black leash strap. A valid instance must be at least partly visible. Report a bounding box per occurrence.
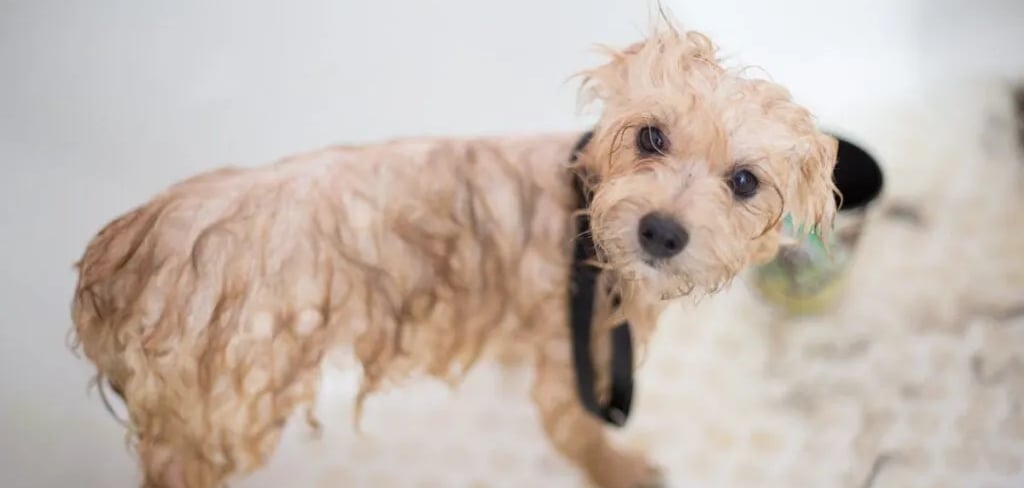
[569,131,635,427]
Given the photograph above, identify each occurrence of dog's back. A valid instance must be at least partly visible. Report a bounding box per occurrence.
[70,133,579,487]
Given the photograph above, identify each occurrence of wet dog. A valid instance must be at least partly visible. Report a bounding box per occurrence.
[71,20,837,488]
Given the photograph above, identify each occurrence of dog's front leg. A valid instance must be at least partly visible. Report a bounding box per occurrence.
[531,341,662,488]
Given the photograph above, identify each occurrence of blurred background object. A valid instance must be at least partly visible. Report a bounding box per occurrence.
[2,0,1024,487]
[753,137,885,315]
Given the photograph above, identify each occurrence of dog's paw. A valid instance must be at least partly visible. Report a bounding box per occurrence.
[630,462,665,488]
[594,451,665,488]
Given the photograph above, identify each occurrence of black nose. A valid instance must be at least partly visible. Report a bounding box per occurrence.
[638,213,688,258]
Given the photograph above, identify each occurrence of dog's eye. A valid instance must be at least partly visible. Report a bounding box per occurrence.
[636,126,667,155]
[728,169,759,198]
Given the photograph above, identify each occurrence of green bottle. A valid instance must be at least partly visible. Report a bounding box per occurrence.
[752,214,854,315]
[753,136,883,315]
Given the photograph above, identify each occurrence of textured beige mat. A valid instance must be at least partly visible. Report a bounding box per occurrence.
[233,82,1024,488]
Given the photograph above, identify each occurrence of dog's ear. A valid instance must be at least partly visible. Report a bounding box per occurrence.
[787,132,839,240]
[577,30,717,107]
[576,41,646,107]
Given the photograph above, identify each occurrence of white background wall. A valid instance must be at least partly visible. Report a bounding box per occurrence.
[1,0,1022,486]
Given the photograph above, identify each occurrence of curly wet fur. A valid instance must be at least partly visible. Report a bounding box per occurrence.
[71,19,837,488]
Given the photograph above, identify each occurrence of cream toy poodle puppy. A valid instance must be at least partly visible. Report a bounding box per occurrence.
[71,20,837,488]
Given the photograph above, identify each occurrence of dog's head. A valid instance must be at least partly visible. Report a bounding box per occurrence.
[575,24,838,300]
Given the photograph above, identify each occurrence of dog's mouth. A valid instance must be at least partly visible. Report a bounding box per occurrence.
[600,238,701,299]
[660,289,690,300]
[657,278,698,300]
[641,253,678,270]
[634,261,698,300]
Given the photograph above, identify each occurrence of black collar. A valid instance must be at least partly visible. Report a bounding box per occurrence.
[569,131,635,427]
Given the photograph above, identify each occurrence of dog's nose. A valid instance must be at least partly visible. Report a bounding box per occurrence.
[638,213,688,258]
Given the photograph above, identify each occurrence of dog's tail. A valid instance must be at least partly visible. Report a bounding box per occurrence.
[95,374,131,428]
[70,203,161,431]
